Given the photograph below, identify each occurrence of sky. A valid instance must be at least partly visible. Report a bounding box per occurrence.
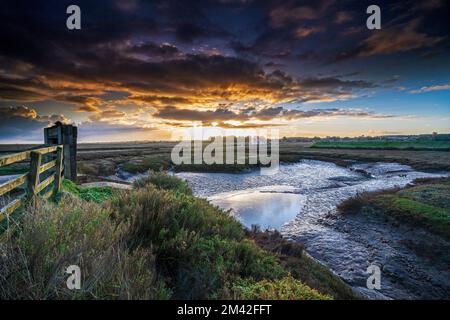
[0,0,449,143]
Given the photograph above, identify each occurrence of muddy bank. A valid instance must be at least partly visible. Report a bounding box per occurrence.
[322,202,450,299]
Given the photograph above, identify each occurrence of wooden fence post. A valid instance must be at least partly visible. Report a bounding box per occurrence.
[54,146,64,193]
[28,151,42,196]
[44,122,77,182]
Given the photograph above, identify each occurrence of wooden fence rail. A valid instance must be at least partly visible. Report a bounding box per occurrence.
[0,145,64,222]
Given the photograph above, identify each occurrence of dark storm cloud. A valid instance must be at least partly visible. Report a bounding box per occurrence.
[0,85,46,102]
[154,105,393,124]
[330,18,445,63]
[129,95,194,105]
[231,32,292,59]
[299,77,373,89]
[1,32,373,108]
[155,106,238,122]
[1,0,448,69]
[127,42,181,58]
[0,106,69,141]
[229,0,449,66]
[0,0,159,67]
[0,105,153,142]
[175,23,212,43]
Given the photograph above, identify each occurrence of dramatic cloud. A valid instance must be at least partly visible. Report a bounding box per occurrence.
[358,19,444,57]
[126,42,181,59]
[89,109,126,121]
[411,84,450,94]
[334,11,352,24]
[333,18,445,62]
[294,26,322,38]
[0,48,375,111]
[0,106,70,142]
[0,105,159,143]
[269,0,334,27]
[153,105,393,125]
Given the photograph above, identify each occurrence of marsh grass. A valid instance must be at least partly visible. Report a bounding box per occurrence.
[122,155,171,173]
[0,194,169,299]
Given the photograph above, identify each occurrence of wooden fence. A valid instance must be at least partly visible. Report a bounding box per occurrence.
[0,145,64,222]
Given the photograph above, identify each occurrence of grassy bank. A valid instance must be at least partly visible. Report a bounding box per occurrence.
[0,172,357,300]
[338,177,450,237]
[311,140,450,151]
[61,179,113,203]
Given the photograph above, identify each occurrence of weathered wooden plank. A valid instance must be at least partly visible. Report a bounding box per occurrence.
[0,145,62,168]
[39,160,56,174]
[54,146,64,193]
[0,198,23,222]
[0,173,28,197]
[42,187,55,200]
[28,151,42,195]
[33,146,59,154]
[36,174,55,194]
[0,151,28,167]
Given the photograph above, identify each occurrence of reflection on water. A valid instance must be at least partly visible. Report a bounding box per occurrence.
[209,186,306,230]
[176,160,450,299]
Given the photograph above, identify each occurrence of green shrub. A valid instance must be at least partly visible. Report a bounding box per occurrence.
[133,171,192,195]
[110,183,287,299]
[0,194,170,299]
[232,275,332,300]
[112,186,243,245]
[123,156,170,173]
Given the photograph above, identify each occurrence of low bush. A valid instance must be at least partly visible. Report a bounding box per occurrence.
[0,194,169,299]
[232,275,332,300]
[122,156,170,173]
[132,171,192,195]
[111,180,287,298]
